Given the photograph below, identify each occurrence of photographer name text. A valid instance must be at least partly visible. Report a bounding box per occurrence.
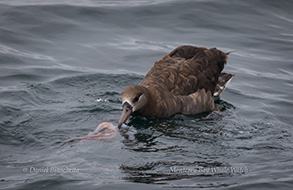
[22,166,80,174]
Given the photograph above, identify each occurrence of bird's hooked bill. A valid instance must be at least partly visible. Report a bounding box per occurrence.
[118,101,132,129]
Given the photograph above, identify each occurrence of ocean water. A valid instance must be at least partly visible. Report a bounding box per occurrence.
[0,0,293,189]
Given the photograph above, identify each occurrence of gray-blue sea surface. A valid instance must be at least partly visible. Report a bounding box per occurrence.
[0,0,292,189]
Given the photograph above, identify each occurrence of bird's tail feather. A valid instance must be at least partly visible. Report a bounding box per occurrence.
[213,73,234,100]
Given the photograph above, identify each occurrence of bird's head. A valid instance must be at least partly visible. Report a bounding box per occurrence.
[118,85,150,129]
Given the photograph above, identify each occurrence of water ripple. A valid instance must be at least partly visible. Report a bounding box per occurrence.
[0,44,56,61]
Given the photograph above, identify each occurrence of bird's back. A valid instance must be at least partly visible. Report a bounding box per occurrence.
[140,45,228,96]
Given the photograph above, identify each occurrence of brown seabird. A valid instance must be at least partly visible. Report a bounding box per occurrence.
[118,45,234,128]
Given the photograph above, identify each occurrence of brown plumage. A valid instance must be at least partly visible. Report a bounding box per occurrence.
[118,45,234,128]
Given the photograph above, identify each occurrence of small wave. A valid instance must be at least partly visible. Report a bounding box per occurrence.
[0,44,56,61]
[0,0,176,7]
[271,12,293,23]
[233,50,281,61]
[106,38,176,52]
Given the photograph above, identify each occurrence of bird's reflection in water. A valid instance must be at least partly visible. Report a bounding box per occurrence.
[119,99,235,185]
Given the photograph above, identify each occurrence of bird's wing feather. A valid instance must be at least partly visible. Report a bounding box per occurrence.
[140,45,228,96]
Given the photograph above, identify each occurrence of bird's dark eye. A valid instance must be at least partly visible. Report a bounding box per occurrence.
[133,94,141,102]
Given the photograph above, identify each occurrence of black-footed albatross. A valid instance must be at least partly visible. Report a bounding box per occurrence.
[118,45,234,128]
